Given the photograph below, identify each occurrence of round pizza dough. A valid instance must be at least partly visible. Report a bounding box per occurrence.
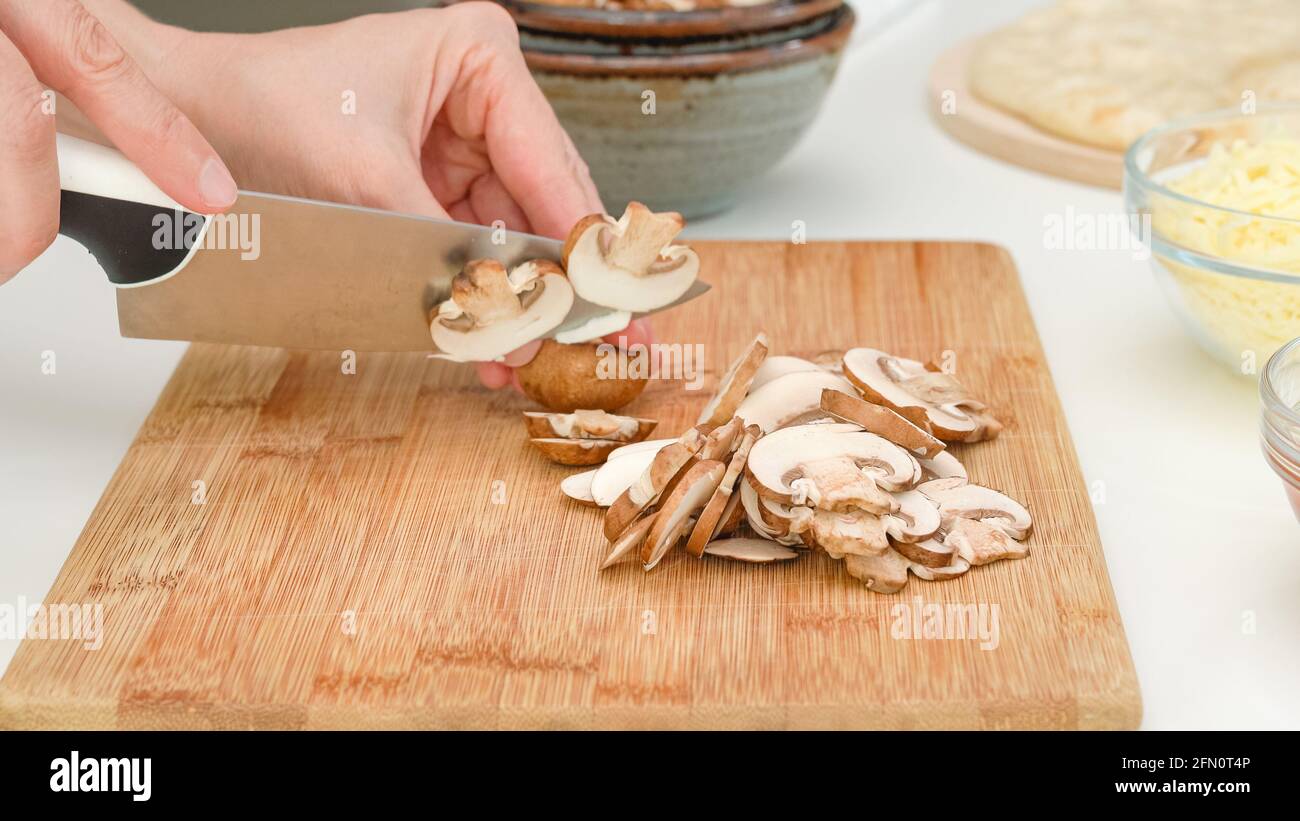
[969,0,1300,152]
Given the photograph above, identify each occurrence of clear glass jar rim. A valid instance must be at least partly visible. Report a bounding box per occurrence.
[1262,337,1300,473]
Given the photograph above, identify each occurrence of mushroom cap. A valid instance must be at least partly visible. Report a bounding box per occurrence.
[697,333,768,428]
[735,370,857,433]
[529,437,622,466]
[746,423,919,508]
[515,340,647,412]
[431,261,574,362]
[917,480,1032,540]
[562,205,699,312]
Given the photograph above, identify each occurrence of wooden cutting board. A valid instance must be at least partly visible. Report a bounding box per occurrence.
[0,241,1141,730]
[929,38,1124,189]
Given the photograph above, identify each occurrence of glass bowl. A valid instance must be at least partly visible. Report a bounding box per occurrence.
[1262,337,1300,522]
[1124,105,1300,374]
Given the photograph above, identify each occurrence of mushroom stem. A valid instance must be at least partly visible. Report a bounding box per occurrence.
[796,456,895,514]
[451,259,526,325]
[605,202,684,275]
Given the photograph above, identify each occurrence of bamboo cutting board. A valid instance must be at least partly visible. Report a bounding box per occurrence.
[0,241,1141,729]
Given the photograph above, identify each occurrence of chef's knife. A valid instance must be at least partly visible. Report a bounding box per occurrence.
[54,134,708,352]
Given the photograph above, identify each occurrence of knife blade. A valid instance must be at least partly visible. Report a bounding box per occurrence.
[54,135,709,352]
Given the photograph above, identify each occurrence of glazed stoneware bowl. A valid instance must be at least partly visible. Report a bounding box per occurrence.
[497,0,843,40]
[523,4,855,217]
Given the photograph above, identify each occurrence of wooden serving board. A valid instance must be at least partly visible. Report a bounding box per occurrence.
[929,38,1124,189]
[0,241,1141,729]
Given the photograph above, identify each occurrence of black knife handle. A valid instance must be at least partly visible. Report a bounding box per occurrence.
[57,134,209,287]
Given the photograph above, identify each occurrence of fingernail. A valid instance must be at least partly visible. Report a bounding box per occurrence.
[199,157,238,210]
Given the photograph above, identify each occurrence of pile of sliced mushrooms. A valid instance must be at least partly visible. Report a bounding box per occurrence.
[431,202,1032,594]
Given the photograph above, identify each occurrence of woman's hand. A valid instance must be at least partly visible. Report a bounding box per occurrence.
[158,3,604,239]
[113,1,635,386]
[0,0,235,282]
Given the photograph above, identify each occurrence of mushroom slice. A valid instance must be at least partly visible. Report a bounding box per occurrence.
[560,469,598,505]
[820,390,945,458]
[842,348,1001,442]
[704,538,799,563]
[697,415,744,459]
[749,355,821,392]
[524,409,657,442]
[746,423,915,513]
[562,202,699,312]
[908,556,971,581]
[600,513,656,570]
[945,518,1029,566]
[603,426,706,540]
[606,437,673,462]
[530,438,622,466]
[686,427,758,557]
[735,370,857,433]
[642,460,725,569]
[809,510,889,559]
[431,259,574,362]
[919,450,968,482]
[757,493,815,542]
[740,479,804,546]
[843,548,911,594]
[590,442,670,507]
[892,536,954,567]
[553,309,633,345]
[697,334,768,428]
[884,489,941,543]
[714,491,745,537]
[916,480,1032,540]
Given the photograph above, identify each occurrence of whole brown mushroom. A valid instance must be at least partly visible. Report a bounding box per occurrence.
[516,339,648,412]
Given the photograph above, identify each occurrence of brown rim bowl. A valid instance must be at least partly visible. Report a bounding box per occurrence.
[523,3,853,75]
[440,0,844,40]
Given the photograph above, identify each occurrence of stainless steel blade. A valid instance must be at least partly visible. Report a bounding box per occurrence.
[115,191,597,351]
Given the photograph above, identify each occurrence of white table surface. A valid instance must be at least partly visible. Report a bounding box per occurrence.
[2,0,1296,730]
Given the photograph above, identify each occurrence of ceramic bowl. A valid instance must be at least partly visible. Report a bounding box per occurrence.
[497,0,842,40]
[525,4,855,217]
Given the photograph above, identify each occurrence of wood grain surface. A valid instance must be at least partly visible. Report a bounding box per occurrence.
[929,38,1124,190]
[0,241,1141,729]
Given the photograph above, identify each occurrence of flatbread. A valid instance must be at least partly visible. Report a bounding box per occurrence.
[969,0,1300,152]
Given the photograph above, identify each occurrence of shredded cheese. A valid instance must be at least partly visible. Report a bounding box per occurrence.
[1151,137,1300,360]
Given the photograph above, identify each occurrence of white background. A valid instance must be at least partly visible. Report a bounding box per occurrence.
[1,0,1297,729]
